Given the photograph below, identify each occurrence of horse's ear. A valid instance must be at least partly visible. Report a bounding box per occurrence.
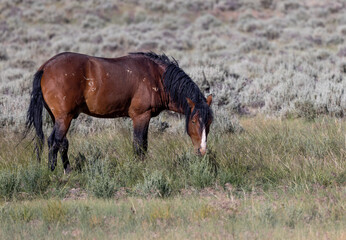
[206,94,212,106]
[186,98,195,111]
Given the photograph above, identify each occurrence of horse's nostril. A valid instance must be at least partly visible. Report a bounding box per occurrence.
[199,148,207,156]
[197,148,206,156]
[197,148,202,155]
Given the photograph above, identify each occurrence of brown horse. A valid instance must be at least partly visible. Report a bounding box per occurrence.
[25,52,213,172]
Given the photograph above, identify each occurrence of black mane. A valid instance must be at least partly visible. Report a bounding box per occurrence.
[130,51,176,67]
[130,52,213,131]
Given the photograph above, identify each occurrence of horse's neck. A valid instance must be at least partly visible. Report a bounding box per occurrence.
[166,95,200,115]
[167,101,184,114]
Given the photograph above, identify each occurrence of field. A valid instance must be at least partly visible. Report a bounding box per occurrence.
[1,117,345,239]
[0,0,345,239]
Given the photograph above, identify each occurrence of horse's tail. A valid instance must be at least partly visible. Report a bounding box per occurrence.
[24,70,44,161]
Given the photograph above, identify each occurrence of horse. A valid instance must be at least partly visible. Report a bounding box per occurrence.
[25,52,213,173]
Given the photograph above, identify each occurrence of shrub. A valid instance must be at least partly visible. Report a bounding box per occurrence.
[260,0,274,9]
[0,47,8,61]
[136,170,171,198]
[150,118,170,133]
[213,114,244,134]
[86,158,116,199]
[216,0,242,11]
[239,38,271,53]
[113,157,144,187]
[20,164,51,195]
[0,170,19,200]
[194,14,223,30]
[187,156,216,189]
[295,101,317,121]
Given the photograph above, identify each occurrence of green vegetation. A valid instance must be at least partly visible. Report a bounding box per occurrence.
[0,187,344,239]
[1,116,344,199]
[0,116,345,238]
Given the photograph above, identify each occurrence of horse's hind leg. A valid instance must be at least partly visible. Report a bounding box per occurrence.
[48,116,72,171]
[59,137,71,174]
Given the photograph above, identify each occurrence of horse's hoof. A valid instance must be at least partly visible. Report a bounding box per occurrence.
[64,166,72,175]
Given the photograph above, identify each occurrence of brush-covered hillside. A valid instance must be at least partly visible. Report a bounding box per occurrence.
[0,0,345,133]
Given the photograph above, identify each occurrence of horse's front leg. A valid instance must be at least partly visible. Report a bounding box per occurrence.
[132,111,151,157]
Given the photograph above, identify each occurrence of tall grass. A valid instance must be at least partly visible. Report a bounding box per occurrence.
[0,115,344,238]
[0,116,344,200]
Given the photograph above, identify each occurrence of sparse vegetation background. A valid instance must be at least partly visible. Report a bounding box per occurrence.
[0,0,345,239]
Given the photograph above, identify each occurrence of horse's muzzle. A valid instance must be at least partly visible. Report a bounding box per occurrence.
[197,148,207,156]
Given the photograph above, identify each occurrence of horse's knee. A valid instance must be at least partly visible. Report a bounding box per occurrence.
[48,126,63,171]
[48,117,72,172]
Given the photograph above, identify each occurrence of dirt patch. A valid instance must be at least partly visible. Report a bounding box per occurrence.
[63,188,88,201]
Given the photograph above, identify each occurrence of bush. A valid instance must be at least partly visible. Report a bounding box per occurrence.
[136,170,171,198]
[20,164,51,195]
[295,101,317,121]
[0,170,19,200]
[86,158,116,199]
[187,156,216,189]
[213,114,244,134]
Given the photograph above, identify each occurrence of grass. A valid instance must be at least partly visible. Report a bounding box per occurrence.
[0,188,344,239]
[0,116,344,196]
[0,116,345,238]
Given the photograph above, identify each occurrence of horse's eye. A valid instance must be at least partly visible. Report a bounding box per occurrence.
[192,120,196,124]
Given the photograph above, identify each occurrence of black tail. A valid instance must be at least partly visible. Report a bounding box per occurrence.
[24,70,44,161]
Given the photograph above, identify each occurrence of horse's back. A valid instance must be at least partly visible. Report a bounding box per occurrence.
[40,52,161,119]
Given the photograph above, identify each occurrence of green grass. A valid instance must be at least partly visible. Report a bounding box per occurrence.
[0,116,345,238]
[0,116,345,196]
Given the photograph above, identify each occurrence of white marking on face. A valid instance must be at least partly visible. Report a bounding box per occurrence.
[201,128,206,151]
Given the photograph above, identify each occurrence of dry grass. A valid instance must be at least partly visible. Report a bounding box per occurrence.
[0,187,345,239]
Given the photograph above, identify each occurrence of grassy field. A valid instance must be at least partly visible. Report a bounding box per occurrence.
[0,116,345,239]
[0,189,344,239]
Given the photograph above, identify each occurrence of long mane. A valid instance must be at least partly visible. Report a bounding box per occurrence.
[129,52,212,131]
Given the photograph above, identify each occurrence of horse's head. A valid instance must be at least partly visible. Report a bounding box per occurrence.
[186,95,213,156]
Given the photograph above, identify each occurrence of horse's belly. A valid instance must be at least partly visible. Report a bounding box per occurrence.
[84,90,132,118]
